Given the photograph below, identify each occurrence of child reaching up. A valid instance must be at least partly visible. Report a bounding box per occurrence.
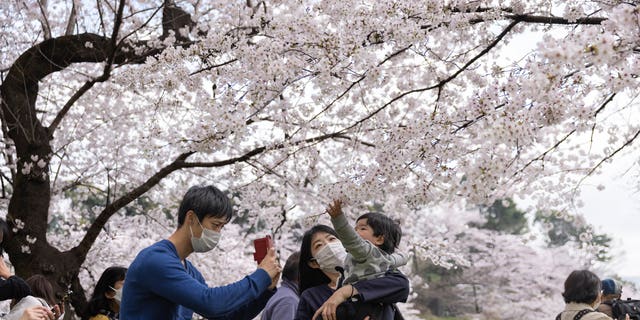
[326,199,409,285]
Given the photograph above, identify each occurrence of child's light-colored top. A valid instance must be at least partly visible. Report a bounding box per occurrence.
[331,214,409,284]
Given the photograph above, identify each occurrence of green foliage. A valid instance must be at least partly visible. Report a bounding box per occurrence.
[473,198,529,235]
[534,211,612,262]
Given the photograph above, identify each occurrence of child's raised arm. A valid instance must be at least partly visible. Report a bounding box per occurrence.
[326,199,344,218]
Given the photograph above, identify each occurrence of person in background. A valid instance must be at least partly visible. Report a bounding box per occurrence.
[84,266,127,320]
[6,275,62,320]
[556,270,629,320]
[0,219,30,302]
[261,251,300,320]
[12,306,56,320]
[121,185,281,320]
[597,278,623,318]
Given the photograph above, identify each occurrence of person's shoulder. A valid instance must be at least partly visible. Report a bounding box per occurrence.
[134,240,175,261]
[15,295,46,308]
[584,310,614,320]
[88,314,110,320]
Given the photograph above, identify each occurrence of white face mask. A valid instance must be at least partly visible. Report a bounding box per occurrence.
[190,218,221,253]
[109,286,122,304]
[314,241,347,274]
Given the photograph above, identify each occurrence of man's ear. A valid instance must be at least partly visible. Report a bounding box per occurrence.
[104,290,115,299]
[187,210,197,224]
[308,259,320,269]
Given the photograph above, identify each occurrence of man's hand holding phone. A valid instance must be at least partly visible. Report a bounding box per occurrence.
[255,236,281,289]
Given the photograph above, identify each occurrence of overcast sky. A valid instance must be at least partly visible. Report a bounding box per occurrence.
[579,153,640,280]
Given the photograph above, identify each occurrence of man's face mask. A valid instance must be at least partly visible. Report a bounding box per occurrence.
[313,241,347,274]
[190,217,221,253]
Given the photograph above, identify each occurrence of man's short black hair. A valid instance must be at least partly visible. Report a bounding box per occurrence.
[356,212,402,254]
[562,269,601,304]
[282,251,300,282]
[177,185,233,227]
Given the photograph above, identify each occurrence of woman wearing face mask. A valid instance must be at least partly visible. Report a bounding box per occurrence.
[84,266,127,320]
[295,225,410,320]
[121,185,281,320]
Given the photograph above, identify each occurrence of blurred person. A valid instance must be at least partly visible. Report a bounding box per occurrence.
[121,185,281,320]
[556,270,629,320]
[6,275,62,320]
[15,306,56,320]
[84,266,127,320]
[261,251,300,320]
[597,278,623,318]
[0,219,30,302]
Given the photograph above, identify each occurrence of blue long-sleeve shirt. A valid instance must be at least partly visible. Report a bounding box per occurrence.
[121,240,275,320]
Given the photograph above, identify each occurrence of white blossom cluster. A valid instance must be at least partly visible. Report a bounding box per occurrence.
[1,0,638,317]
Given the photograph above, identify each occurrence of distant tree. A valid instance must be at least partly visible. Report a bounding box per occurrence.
[535,211,612,262]
[473,198,529,235]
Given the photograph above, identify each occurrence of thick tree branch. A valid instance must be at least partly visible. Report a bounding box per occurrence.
[505,14,606,25]
[71,152,195,259]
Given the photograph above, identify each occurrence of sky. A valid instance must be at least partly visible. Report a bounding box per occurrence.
[578,153,640,281]
[497,26,640,284]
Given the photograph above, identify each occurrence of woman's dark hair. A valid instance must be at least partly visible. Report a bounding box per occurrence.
[84,266,127,319]
[177,185,233,227]
[298,225,339,294]
[356,212,402,254]
[562,269,601,304]
[25,274,57,307]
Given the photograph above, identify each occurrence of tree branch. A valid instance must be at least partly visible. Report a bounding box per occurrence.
[48,0,127,136]
[343,20,520,133]
[70,152,195,259]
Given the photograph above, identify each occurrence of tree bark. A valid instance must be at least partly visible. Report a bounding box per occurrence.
[0,2,195,316]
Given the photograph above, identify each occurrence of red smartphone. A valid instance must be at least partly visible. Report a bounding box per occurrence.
[253,235,273,264]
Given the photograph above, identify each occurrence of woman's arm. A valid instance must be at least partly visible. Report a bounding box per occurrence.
[353,271,410,304]
[312,271,410,320]
[0,259,31,301]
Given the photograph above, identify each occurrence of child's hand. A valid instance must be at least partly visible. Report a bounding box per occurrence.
[326,199,343,218]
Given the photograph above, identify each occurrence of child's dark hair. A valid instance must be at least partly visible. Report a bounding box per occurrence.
[356,212,401,254]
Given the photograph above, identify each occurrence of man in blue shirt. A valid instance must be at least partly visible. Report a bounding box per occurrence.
[121,185,281,320]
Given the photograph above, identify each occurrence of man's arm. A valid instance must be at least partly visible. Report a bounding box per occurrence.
[143,253,272,318]
[207,288,276,320]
